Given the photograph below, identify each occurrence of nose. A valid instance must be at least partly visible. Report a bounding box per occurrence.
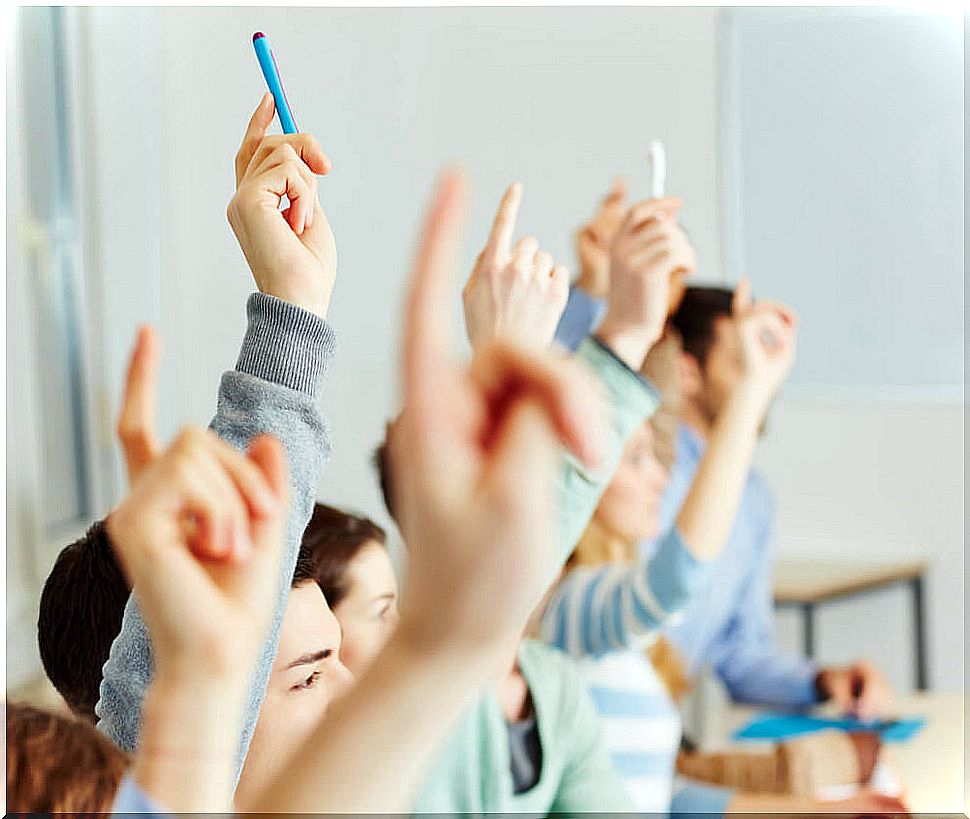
[332,658,354,698]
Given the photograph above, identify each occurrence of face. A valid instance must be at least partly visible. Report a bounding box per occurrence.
[332,541,400,676]
[695,316,742,422]
[594,422,669,543]
[235,581,353,808]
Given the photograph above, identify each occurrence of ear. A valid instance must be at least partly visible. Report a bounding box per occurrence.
[676,351,704,400]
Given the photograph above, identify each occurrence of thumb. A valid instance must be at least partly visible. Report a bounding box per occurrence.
[733,277,752,316]
[246,435,289,549]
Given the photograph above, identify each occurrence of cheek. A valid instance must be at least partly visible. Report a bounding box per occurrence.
[599,481,641,530]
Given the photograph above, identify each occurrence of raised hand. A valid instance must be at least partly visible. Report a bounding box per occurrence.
[227,93,336,318]
[108,327,289,678]
[596,196,697,370]
[732,278,798,410]
[575,178,628,298]
[393,170,608,655]
[462,182,569,351]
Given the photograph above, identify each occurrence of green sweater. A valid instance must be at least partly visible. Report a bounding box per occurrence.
[413,640,632,813]
[414,337,659,813]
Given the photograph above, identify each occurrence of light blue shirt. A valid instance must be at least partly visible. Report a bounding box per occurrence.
[554,287,819,709]
[112,776,172,817]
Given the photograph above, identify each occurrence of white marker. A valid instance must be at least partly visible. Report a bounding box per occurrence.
[648,139,666,199]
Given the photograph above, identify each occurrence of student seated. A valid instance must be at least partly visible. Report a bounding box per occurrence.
[556,182,893,721]
[550,336,905,814]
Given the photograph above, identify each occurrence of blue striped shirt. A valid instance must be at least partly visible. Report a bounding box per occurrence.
[540,528,715,812]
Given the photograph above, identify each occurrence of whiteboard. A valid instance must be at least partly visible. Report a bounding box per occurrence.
[720,8,964,402]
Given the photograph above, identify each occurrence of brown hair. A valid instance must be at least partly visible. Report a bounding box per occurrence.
[302,503,387,609]
[668,285,735,369]
[6,701,129,813]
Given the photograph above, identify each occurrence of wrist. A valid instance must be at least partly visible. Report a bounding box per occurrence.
[594,319,659,371]
[728,377,773,421]
[575,267,609,299]
[135,672,245,812]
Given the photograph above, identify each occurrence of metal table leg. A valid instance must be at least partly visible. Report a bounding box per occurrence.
[911,574,928,690]
[802,602,816,658]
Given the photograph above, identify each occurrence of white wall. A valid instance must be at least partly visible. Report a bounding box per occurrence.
[7,7,963,701]
[718,7,965,694]
[758,399,965,693]
[86,6,723,529]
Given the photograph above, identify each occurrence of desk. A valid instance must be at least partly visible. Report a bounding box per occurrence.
[773,559,929,689]
[708,692,966,813]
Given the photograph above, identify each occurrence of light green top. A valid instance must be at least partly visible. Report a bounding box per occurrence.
[414,337,659,813]
[412,640,632,813]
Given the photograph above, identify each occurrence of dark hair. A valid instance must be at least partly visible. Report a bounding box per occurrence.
[38,521,130,722]
[301,503,387,609]
[372,438,396,521]
[39,517,320,722]
[6,701,128,812]
[669,285,735,368]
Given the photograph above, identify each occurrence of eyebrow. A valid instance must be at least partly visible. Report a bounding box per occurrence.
[284,649,333,671]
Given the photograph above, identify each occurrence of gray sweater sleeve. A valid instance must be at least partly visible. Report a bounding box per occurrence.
[95,293,335,783]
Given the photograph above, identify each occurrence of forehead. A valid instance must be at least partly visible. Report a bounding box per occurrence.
[275,582,341,668]
[345,541,398,594]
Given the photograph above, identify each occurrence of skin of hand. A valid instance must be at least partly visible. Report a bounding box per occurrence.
[817,661,894,721]
[574,178,628,298]
[108,326,290,813]
[595,196,697,371]
[227,93,337,319]
[462,182,570,351]
[732,278,798,415]
[249,169,610,815]
[393,169,609,654]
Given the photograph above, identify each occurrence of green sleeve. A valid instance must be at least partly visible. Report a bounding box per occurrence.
[556,336,661,563]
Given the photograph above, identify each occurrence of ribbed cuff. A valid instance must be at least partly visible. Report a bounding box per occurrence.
[580,335,661,417]
[235,293,336,398]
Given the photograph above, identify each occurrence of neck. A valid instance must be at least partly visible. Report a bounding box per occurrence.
[680,401,713,441]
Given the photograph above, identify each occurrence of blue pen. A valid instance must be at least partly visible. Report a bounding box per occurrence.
[252,31,298,134]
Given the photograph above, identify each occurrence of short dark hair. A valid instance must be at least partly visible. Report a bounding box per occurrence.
[669,285,735,368]
[38,516,320,722]
[372,438,396,522]
[38,521,129,722]
[302,503,387,609]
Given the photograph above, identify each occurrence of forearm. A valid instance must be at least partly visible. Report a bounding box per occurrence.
[251,624,498,814]
[97,294,335,769]
[542,528,708,656]
[675,380,763,560]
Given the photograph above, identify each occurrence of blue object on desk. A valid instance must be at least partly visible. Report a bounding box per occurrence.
[732,713,927,743]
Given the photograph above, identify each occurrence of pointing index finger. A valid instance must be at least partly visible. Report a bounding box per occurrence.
[485,182,522,261]
[117,325,162,482]
[402,168,468,417]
